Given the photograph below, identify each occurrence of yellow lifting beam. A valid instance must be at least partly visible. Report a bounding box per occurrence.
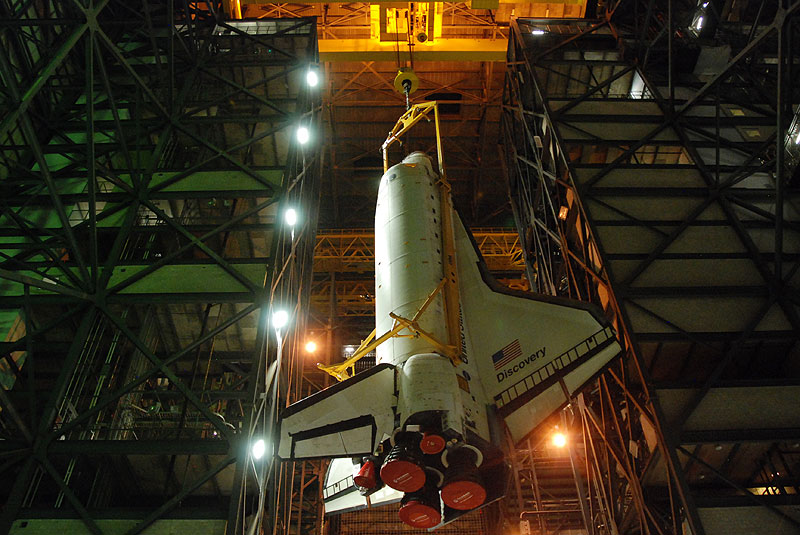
[384,101,463,366]
[317,277,457,382]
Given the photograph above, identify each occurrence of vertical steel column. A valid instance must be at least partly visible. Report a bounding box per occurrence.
[1,5,321,534]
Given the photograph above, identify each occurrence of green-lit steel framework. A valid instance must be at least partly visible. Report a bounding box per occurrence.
[0,3,321,534]
[503,2,800,534]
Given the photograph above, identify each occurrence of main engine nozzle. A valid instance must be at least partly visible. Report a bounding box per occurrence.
[398,479,442,529]
[380,442,426,493]
[440,446,486,510]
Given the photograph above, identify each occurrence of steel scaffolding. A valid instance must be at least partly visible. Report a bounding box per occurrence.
[0,3,321,534]
[503,3,800,534]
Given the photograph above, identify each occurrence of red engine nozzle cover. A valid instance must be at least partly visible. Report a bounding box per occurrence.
[398,500,441,529]
[381,459,426,492]
[419,433,446,455]
[354,459,378,489]
[440,479,486,510]
[381,444,427,492]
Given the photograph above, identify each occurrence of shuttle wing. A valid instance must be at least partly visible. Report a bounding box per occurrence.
[453,213,621,443]
[277,364,396,459]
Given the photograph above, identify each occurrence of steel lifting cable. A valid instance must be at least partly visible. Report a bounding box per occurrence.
[406,7,414,71]
[390,6,417,110]
[394,10,402,69]
[405,8,416,109]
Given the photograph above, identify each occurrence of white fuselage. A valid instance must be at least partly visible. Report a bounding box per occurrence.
[374,153,471,435]
[375,152,449,366]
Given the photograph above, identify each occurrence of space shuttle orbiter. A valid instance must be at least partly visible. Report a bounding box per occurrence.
[277,149,620,529]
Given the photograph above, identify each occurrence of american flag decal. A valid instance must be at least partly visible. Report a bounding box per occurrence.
[492,339,523,370]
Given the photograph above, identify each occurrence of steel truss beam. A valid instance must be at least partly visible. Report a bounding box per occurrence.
[502,6,800,534]
[1,4,320,535]
[321,59,506,228]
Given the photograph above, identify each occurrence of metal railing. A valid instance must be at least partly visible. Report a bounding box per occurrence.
[495,326,615,409]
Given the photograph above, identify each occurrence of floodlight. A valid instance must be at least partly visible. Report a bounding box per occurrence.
[552,432,567,448]
[272,310,289,330]
[252,438,266,460]
[297,126,310,145]
[306,69,319,87]
[285,208,298,227]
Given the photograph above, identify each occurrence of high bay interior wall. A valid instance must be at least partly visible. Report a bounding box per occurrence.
[503,9,800,535]
[3,2,800,535]
[0,4,321,535]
